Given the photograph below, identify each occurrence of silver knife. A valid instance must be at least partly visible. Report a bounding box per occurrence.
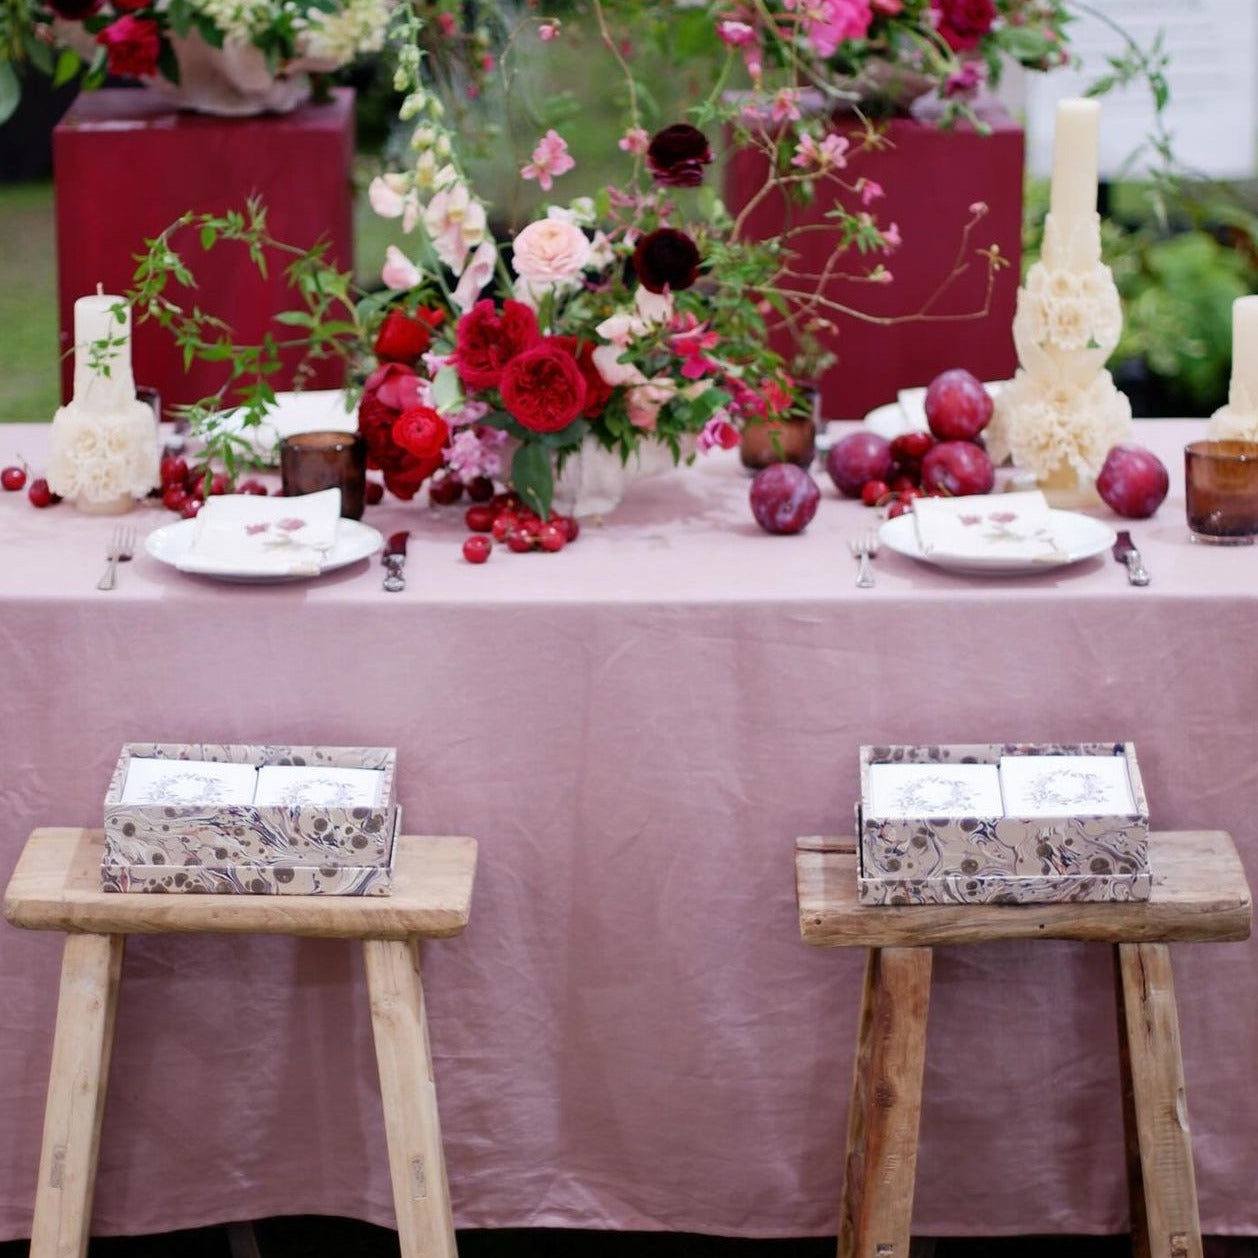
[382,530,409,592]
[1112,530,1150,586]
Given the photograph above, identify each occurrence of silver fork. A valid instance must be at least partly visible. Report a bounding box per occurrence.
[96,525,136,591]
[849,530,878,589]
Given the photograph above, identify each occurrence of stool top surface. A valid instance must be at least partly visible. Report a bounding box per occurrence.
[796,831,1252,947]
[4,828,476,940]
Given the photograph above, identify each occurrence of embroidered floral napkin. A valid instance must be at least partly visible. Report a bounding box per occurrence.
[867,762,1004,818]
[178,488,341,576]
[912,490,1062,562]
[253,765,385,808]
[120,757,259,806]
[999,755,1138,817]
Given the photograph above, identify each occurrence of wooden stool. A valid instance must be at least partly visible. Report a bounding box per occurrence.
[3,827,478,1258]
[794,830,1252,1258]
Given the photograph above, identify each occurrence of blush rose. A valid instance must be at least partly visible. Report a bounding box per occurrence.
[511,217,592,286]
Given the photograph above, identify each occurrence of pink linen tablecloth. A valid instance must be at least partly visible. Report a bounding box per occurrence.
[0,418,1254,1242]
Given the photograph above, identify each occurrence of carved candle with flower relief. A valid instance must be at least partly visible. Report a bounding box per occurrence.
[986,97,1132,501]
[47,288,160,514]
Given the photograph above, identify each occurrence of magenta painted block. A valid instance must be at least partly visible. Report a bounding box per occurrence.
[725,105,1024,420]
[53,88,355,409]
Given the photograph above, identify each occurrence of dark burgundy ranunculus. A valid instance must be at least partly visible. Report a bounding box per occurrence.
[48,0,103,19]
[95,14,160,77]
[931,0,996,51]
[633,227,701,294]
[454,298,541,391]
[548,335,613,420]
[646,124,713,188]
[499,345,587,434]
[373,306,444,364]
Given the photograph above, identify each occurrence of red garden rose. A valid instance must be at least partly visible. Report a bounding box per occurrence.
[931,0,996,52]
[548,336,613,420]
[633,228,701,294]
[95,15,160,77]
[646,124,713,188]
[392,406,449,462]
[500,345,587,433]
[109,0,153,11]
[373,307,444,364]
[455,299,541,391]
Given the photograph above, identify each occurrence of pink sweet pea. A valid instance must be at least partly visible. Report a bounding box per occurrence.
[521,130,575,192]
[381,245,422,291]
[698,413,741,452]
[618,127,650,156]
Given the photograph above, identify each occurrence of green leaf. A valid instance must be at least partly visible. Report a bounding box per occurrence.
[431,365,464,413]
[511,441,554,521]
[0,64,18,127]
[52,48,82,89]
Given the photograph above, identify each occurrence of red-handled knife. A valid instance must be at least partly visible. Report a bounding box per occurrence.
[382,530,409,593]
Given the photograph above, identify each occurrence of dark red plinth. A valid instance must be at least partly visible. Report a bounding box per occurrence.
[725,105,1024,420]
[54,87,355,409]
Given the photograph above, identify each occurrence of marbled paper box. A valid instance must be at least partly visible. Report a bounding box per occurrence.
[857,742,1150,906]
[102,743,399,893]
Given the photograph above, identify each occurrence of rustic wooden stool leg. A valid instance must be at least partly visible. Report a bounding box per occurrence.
[838,945,933,1258]
[364,938,457,1258]
[30,932,124,1258]
[1116,942,1202,1258]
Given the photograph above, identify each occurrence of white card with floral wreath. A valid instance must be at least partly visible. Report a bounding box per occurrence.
[912,490,1059,561]
[120,757,259,806]
[999,755,1138,818]
[867,762,1004,819]
[253,765,386,808]
[177,488,341,576]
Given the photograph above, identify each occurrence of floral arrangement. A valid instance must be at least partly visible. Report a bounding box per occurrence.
[0,0,465,120]
[702,0,1071,125]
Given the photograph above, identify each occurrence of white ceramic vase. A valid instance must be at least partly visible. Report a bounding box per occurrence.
[551,435,677,518]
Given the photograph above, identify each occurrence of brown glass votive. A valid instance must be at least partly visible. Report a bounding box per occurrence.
[280,430,367,520]
[1184,439,1258,545]
[739,417,816,471]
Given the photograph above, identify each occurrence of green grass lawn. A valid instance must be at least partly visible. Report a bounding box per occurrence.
[0,180,59,421]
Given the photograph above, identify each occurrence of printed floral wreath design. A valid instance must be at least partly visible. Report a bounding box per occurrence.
[146,771,239,805]
[1024,770,1111,811]
[888,775,982,814]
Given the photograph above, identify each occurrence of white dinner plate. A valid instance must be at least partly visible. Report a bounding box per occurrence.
[878,508,1116,576]
[145,517,382,582]
[203,390,358,463]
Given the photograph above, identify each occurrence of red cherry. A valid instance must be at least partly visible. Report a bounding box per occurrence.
[537,522,567,552]
[491,513,517,542]
[462,535,492,564]
[556,515,579,543]
[180,498,203,519]
[890,473,918,494]
[208,473,230,496]
[237,478,268,496]
[465,504,496,532]
[159,454,188,488]
[507,530,535,553]
[364,479,384,506]
[27,477,56,508]
[890,431,935,462]
[860,479,889,507]
[2,464,27,491]
[162,484,189,513]
[466,476,495,502]
[428,475,463,506]
[885,498,912,519]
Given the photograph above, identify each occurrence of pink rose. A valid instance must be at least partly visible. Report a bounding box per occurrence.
[931,0,996,51]
[511,217,592,286]
[802,0,874,58]
[625,378,676,431]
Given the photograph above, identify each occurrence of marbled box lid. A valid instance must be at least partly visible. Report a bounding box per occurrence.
[104,743,398,867]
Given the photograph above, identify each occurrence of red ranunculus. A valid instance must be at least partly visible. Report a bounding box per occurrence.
[633,228,701,294]
[931,0,995,51]
[373,307,444,365]
[646,124,713,188]
[392,406,449,462]
[95,15,160,77]
[548,336,613,420]
[358,361,425,471]
[455,299,541,391]
[500,345,587,433]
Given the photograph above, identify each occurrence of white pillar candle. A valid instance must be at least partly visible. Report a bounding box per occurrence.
[1229,294,1258,409]
[1049,97,1101,220]
[72,287,135,407]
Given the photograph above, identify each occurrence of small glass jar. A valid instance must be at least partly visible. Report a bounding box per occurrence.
[280,430,367,520]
